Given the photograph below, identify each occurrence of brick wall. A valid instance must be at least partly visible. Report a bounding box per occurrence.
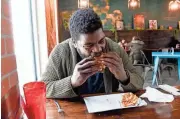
[1,0,22,118]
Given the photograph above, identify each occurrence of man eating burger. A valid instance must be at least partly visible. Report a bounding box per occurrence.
[41,8,144,98]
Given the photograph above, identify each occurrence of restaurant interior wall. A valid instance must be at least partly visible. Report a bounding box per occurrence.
[59,0,180,30]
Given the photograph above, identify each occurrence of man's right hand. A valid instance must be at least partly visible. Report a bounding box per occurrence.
[71,56,99,88]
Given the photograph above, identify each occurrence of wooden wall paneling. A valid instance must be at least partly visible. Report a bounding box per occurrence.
[45,0,58,55]
[103,30,178,49]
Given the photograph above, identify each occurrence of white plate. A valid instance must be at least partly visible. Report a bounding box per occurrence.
[84,93,147,113]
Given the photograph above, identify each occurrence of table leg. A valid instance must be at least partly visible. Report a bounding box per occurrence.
[178,58,180,80]
[152,56,159,85]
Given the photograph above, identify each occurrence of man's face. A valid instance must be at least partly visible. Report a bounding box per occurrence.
[74,28,106,58]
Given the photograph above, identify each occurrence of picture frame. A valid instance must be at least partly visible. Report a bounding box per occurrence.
[116,20,124,30]
[133,14,145,30]
[149,20,157,30]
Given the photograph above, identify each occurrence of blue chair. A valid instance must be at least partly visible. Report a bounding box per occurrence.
[152,52,180,85]
[159,48,175,76]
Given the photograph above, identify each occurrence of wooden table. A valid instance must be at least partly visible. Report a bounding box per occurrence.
[46,86,180,119]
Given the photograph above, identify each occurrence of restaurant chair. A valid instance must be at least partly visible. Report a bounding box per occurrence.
[159,48,175,76]
[133,50,162,85]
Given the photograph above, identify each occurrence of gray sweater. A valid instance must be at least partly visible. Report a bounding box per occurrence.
[41,38,144,98]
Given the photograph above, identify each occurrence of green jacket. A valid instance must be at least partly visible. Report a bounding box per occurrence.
[41,37,144,98]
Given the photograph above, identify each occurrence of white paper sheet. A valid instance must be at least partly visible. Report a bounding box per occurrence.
[140,87,174,102]
[84,93,147,113]
[159,84,180,96]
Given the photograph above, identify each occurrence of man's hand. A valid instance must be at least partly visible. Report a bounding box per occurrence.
[100,52,128,82]
[71,56,99,88]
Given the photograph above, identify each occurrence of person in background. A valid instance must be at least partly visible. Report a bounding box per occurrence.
[168,36,180,48]
[129,36,145,64]
[41,9,144,98]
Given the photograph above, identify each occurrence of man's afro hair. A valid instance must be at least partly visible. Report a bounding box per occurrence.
[69,8,102,41]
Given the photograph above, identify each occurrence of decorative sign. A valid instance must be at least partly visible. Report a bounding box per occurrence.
[134,14,145,30]
[116,20,124,30]
[149,20,157,30]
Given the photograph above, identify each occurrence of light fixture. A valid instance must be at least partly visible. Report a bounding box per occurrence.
[128,0,140,9]
[169,0,180,11]
[78,0,89,9]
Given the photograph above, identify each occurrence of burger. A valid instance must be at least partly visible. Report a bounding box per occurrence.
[92,52,106,73]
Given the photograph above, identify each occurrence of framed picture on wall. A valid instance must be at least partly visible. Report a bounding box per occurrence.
[149,20,157,30]
[133,14,145,30]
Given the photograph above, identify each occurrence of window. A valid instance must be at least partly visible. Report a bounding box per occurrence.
[11,0,48,94]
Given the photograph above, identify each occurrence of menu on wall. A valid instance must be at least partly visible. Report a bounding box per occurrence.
[134,14,145,30]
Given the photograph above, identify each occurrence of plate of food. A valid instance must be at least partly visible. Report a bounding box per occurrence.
[84,93,147,113]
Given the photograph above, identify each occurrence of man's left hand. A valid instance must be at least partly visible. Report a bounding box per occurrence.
[100,52,128,82]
